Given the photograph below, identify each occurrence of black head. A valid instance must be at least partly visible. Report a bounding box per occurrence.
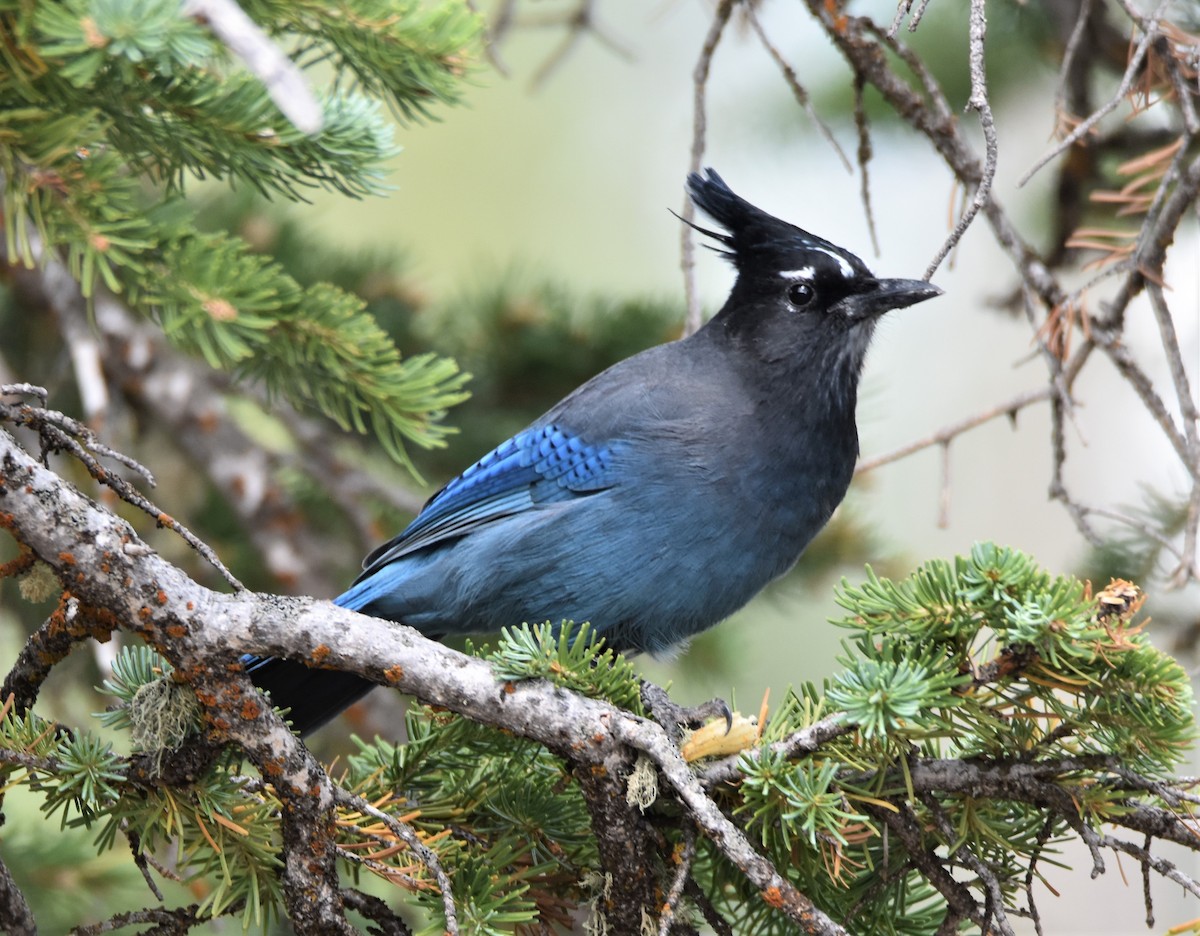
[685,169,940,381]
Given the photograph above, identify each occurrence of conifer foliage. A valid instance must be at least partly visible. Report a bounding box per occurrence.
[1,0,477,470]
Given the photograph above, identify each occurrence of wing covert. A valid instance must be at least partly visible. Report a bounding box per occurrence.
[357,424,617,578]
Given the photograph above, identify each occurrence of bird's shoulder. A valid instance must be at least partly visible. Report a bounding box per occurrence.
[357,421,614,576]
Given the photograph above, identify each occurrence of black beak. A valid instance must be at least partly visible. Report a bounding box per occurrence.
[849,277,942,321]
[872,277,942,310]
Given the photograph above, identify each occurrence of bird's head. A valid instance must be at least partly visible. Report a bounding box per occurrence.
[684,168,940,378]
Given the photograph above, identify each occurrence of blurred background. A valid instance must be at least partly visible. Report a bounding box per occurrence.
[1,0,1197,931]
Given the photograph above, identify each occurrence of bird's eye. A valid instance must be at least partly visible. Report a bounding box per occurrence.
[787,282,815,308]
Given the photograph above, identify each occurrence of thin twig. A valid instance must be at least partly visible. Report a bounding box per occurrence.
[68,904,207,936]
[684,876,734,936]
[936,441,952,528]
[860,799,985,931]
[1070,502,1194,573]
[852,73,880,255]
[339,889,414,936]
[682,0,738,336]
[0,394,243,590]
[743,5,851,172]
[856,387,1053,474]
[332,786,459,934]
[920,793,1017,936]
[182,0,323,134]
[658,824,698,936]
[908,0,936,32]
[924,0,998,278]
[526,0,633,91]
[1022,816,1056,936]
[887,0,912,39]
[701,714,853,788]
[1019,0,1172,186]
[1052,0,1096,133]
[1093,327,1197,479]
[1100,831,1200,901]
[1145,282,1200,458]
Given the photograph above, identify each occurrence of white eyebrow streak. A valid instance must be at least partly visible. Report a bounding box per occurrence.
[813,246,855,278]
[778,266,815,280]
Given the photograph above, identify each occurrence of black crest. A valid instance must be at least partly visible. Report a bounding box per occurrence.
[685,168,870,282]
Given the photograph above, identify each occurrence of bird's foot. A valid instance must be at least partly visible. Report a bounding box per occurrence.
[640,679,732,745]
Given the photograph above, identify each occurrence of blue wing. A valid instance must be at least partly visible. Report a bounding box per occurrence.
[354,423,618,580]
[243,425,616,682]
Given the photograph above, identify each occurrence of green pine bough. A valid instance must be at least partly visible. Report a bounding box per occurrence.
[0,543,1193,933]
[0,0,480,471]
[731,542,1195,934]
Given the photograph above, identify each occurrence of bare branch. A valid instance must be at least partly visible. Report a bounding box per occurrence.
[743,5,851,173]
[856,387,1053,474]
[332,786,458,933]
[923,0,1000,278]
[614,716,850,935]
[521,0,633,90]
[1,594,118,716]
[852,74,880,256]
[922,793,1016,936]
[701,713,853,788]
[682,0,738,336]
[1145,282,1200,459]
[1051,0,1096,130]
[0,849,36,936]
[1019,0,1172,186]
[0,392,242,590]
[339,889,413,936]
[1100,832,1200,901]
[657,823,697,936]
[182,0,323,134]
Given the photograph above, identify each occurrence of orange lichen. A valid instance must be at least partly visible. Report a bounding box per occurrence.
[0,551,37,579]
[822,0,848,32]
[761,886,784,909]
[384,664,405,684]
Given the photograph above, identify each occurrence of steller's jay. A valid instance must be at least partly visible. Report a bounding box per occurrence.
[248,169,941,734]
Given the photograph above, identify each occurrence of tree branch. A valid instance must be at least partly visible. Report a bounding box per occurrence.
[0,422,843,934]
[0,848,35,936]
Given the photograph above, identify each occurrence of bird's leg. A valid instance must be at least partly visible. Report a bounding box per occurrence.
[639,679,732,746]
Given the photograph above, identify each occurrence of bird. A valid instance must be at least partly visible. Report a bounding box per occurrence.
[246,168,942,735]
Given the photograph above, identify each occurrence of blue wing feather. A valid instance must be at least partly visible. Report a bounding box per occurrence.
[356,424,617,578]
